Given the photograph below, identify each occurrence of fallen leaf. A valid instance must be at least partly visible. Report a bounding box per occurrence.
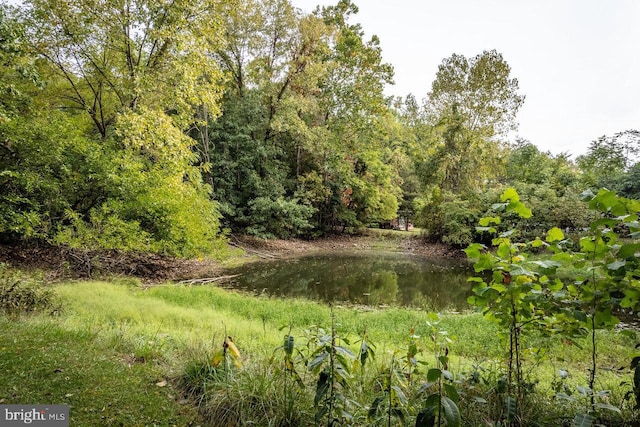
[155,380,167,387]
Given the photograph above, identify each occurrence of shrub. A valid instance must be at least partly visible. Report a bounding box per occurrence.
[0,265,56,316]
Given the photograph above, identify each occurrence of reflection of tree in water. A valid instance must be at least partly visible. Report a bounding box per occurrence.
[398,268,473,310]
[364,270,399,305]
[226,253,475,310]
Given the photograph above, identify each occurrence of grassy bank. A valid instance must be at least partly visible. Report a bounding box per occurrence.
[2,277,639,425]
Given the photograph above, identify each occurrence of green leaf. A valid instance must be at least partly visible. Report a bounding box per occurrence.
[556,392,577,402]
[546,227,565,243]
[391,385,408,405]
[530,260,561,270]
[503,395,517,421]
[308,351,329,372]
[594,310,618,327]
[284,335,294,356]
[368,396,383,420]
[335,345,355,360]
[417,382,437,395]
[580,189,596,201]
[314,371,329,405]
[591,217,617,229]
[618,243,640,259]
[572,412,593,427]
[576,385,592,396]
[474,253,495,272]
[593,403,621,414]
[607,260,626,271]
[467,295,487,306]
[548,279,564,292]
[509,264,535,277]
[590,189,619,212]
[531,237,546,248]
[441,396,461,427]
[500,188,520,203]
[551,252,573,264]
[509,201,532,218]
[427,368,441,382]
[464,243,484,259]
[479,216,501,226]
[497,242,512,258]
[415,407,436,427]
[444,383,460,402]
[499,229,516,238]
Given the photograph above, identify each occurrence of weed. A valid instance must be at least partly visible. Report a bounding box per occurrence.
[308,308,358,425]
[0,265,56,316]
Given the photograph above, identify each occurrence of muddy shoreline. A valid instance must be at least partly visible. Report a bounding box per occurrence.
[0,232,463,282]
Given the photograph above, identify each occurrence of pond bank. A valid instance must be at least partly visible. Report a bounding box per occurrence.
[229,230,462,259]
[0,230,462,283]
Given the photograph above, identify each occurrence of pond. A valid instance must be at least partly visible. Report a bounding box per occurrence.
[223,251,476,311]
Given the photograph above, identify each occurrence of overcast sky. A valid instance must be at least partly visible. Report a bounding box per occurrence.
[291,0,640,158]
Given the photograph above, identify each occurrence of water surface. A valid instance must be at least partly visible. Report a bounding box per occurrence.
[223,251,474,310]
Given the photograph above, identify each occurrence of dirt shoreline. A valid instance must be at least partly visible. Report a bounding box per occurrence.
[0,233,463,282]
[231,233,461,258]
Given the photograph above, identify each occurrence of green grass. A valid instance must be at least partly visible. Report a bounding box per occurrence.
[0,316,200,426]
[1,279,639,425]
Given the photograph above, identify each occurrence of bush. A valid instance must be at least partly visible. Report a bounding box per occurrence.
[0,265,56,316]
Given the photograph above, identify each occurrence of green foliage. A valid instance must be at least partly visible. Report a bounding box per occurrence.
[42,109,224,257]
[24,0,226,136]
[416,188,485,247]
[614,162,640,200]
[368,355,409,426]
[467,187,640,425]
[416,313,461,427]
[307,311,357,426]
[7,274,640,425]
[0,5,37,120]
[427,50,525,139]
[577,131,640,189]
[1,0,227,256]
[0,265,55,316]
[198,1,401,237]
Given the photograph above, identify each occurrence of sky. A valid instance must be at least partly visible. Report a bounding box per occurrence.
[291,0,640,158]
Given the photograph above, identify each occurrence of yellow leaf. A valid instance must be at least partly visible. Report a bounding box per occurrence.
[226,337,242,368]
[212,350,224,367]
[226,337,241,360]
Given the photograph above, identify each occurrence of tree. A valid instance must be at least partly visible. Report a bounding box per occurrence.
[0,5,37,121]
[615,163,640,200]
[202,0,325,238]
[201,0,400,237]
[577,130,640,189]
[426,49,525,139]
[23,0,227,137]
[416,50,524,195]
[308,0,398,231]
[1,0,229,256]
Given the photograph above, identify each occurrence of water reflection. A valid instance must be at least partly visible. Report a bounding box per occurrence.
[223,252,474,310]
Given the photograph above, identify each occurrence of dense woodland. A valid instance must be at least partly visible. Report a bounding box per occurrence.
[1,0,639,257]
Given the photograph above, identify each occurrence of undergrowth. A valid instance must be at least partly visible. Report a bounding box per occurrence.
[0,264,57,316]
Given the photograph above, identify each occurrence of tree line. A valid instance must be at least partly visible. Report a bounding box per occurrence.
[1,0,638,256]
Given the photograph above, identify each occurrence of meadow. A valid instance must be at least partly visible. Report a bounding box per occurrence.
[2,275,638,426]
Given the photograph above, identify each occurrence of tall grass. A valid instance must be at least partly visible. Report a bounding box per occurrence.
[2,279,637,425]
